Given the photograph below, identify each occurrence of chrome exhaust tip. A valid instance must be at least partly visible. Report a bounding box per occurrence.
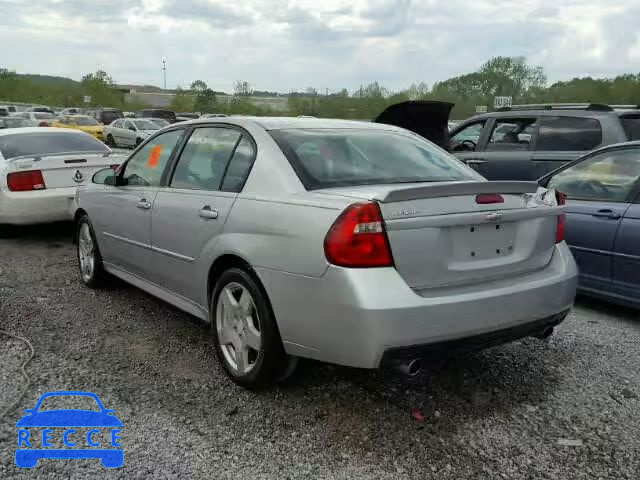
[395,358,423,377]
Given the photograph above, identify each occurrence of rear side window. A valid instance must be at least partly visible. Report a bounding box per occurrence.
[536,116,602,151]
[271,128,477,189]
[221,136,256,192]
[170,127,241,191]
[0,132,108,159]
[620,115,640,141]
[486,118,537,151]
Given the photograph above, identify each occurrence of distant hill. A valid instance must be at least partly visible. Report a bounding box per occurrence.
[19,74,80,87]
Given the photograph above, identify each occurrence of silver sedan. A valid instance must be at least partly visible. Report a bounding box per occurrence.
[74,117,578,387]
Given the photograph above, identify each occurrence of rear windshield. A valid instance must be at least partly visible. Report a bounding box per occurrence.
[75,116,100,126]
[620,115,640,141]
[270,129,477,189]
[102,110,123,124]
[0,132,109,159]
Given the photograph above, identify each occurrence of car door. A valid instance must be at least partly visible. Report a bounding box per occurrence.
[122,120,137,147]
[477,116,538,180]
[547,147,640,294]
[98,128,186,277]
[149,126,255,301]
[449,119,491,175]
[531,116,603,179]
[110,120,125,146]
[611,169,640,303]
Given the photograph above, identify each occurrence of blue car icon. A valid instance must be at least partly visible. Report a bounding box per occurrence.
[16,391,123,468]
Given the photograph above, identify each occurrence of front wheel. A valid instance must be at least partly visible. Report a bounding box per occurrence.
[211,268,291,388]
[76,215,107,288]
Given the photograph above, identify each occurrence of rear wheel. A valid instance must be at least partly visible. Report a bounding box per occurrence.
[76,215,106,288]
[105,134,115,147]
[210,268,291,388]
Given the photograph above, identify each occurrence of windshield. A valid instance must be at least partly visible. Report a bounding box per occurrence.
[74,116,99,126]
[34,113,54,119]
[0,132,109,159]
[271,128,478,189]
[37,395,102,412]
[102,110,123,124]
[132,119,160,130]
[150,118,170,127]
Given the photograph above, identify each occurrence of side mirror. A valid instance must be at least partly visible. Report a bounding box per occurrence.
[93,168,127,186]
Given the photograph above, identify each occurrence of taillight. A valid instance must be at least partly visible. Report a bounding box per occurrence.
[475,193,504,204]
[555,191,566,243]
[7,170,46,192]
[38,121,48,127]
[324,202,393,268]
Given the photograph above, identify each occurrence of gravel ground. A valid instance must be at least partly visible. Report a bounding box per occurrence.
[1,224,639,479]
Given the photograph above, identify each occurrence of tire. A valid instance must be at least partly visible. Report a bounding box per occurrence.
[105,134,115,147]
[210,267,290,388]
[76,214,107,288]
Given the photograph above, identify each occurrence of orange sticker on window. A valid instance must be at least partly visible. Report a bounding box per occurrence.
[148,145,163,168]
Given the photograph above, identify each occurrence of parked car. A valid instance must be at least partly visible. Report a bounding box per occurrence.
[26,106,55,115]
[52,115,105,141]
[85,108,124,125]
[136,108,177,123]
[0,105,18,115]
[446,103,640,180]
[12,112,56,126]
[539,141,640,308]
[0,127,124,231]
[0,117,34,129]
[104,118,161,148]
[60,107,82,115]
[74,117,577,387]
[148,117,171,128]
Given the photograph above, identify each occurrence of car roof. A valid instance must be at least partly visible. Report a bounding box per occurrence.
[0,126,88,137]
[467,109,619,121]
[181,116,404,132]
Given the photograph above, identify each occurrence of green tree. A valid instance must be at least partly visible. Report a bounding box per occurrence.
[233,80,253,96]
[170,87,195,112]
[80,70,122,107]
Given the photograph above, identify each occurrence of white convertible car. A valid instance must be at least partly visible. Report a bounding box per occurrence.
[0,127,125,232]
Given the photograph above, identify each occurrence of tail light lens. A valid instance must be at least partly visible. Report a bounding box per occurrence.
[7,170,46,192]
[324,202,393,268]
[555,191,566,243]
[475,193,504,204]
[38,121,48,127]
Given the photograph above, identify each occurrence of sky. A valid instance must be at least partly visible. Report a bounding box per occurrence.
[1,0,640,93]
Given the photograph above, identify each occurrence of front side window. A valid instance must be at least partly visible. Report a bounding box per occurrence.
[548,148,640,202]
[486,118,537,151]
[171,127,241,190]
[121,129,184,186]
[536,116,602,151]
[450,121,486,152]
[271,128,478,189]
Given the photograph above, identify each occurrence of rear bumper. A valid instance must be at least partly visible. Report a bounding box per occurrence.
[380,309,569,366]
[256,242,578,369]
[0,187,76,225]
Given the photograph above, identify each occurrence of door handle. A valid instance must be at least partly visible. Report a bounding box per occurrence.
[199,206,219,220]
[136,199,151,210]
[592,209,621,220]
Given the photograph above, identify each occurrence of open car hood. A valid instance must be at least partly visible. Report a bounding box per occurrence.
[374,101,453,149]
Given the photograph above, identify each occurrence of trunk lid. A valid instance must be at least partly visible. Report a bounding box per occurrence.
[374,101,453,149]
[8,152,126,189]
[317,181,562,289]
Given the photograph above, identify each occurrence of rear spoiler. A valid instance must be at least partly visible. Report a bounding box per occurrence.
[379,181,538,203]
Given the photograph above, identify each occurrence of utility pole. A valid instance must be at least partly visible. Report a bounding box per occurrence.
[162,59,167,92]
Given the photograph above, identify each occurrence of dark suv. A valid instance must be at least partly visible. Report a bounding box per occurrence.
[136,109,177,123]
[448,104,640,180]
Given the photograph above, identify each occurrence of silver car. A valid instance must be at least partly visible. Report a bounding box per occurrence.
[104,118,161,148]
[74,117,578,387]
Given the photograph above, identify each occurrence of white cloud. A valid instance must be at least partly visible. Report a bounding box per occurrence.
[0,0,639,92]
